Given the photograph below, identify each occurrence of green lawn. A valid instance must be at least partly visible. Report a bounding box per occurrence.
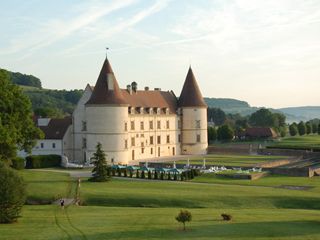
[267,135,320,151]
[173,154,288,167]
[1,170,320,239]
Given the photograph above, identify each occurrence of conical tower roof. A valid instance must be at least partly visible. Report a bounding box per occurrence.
[178,67,207,108]
[86,58,127,105]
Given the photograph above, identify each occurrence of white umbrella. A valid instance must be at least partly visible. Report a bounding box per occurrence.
[173,160,176,169]
[145,161,148,168]
[203,158,206,169]
[187,158,190,167]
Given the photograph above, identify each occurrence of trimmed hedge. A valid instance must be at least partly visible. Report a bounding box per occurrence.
[25,155,61,169]
[266,145,320,152]
[11,157,25,170]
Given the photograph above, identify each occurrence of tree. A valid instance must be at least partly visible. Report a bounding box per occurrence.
[318,123,320,135]
[89,143,110,182]
[207,108,226,126]
[0,70,43,162]
[289,123,298,136]
[306,122,313,135]
[217,124,234,141]
[297,121,306,136]
[175,210,192,231]
[312,122,318,134]
[0,164,26,223]
[249,108,276,127]
[207,127,217,142]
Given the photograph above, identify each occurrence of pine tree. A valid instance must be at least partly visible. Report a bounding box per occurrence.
[148,171,152,179]
[89,143,110,182]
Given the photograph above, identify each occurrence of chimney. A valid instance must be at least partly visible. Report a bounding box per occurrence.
[131,81,138,92]
[144,86,149,91]
[127,84,132,94]
[154,87,161,91]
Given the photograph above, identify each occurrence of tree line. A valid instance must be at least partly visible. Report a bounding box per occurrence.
[289,120,320,136]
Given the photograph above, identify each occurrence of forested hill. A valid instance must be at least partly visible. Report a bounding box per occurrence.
[3,68,83,117]
[2,69,42,88]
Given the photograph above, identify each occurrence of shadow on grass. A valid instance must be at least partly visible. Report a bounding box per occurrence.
[84,220,320,239]
[271,196,320,210]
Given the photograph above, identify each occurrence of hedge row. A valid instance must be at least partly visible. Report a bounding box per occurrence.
[26,155,61,169]
[266,145,320,152]
[11,157,25,170]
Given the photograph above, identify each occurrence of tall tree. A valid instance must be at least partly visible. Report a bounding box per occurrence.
[90,142,110,182]
[318,123,320,135]
[207,126,217,142]
[289,123,298,136]
[217,124,234,141]
[0,70,43,162]
[249,108,276,127]
[306,122,313,135]
[207,108,226,126]
[297,121,306,136]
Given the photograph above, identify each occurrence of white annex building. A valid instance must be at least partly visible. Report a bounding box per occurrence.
[24,57,208,164]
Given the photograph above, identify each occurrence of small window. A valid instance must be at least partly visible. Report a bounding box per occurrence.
[196,120,201,129]
[131,137,135,146]
[166,135,170,143]
[141,148,144,154]
[178,120,181,129]
[196,134,201,143]
[82,121,87,131]
[157,136,161,144]
[124,122,128,131]
[52,143,56,149]
[40,143,44,148]
[166,120,170,129]
[178,134,181,143]
[149,121,153,130]
[157,120,161,129]
[125,140,128,149]
[150,136,154,145]
[131,121,135,130]
[150,148,153,154]
[82,138,87,148]
[140,121,144,130]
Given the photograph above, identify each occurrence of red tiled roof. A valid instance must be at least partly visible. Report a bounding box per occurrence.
[178,67,207,108]
[86,58,127,105]
[39,117,72,140]
[244,127,277,138]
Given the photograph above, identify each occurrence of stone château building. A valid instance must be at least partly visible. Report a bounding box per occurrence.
[24,56,208,164]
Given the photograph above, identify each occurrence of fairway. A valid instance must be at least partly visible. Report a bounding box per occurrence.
[268,135,320,151]
[0,170,320,239]
[172,154,288,167]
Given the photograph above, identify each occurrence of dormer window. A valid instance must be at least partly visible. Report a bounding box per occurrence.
[157,108,161,115]
[140,107,144,114]
[165,108,169,115]
[149,108,153,114]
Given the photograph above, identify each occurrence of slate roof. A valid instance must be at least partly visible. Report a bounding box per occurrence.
[39,117,72,140]
[178,67,207,108]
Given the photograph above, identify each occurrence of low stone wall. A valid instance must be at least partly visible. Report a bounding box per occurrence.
[268,167,314,177]
[218,171,268,180]
[258,149,320,158]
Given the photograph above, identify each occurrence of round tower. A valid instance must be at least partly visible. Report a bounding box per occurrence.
[178,67,208,155]
[85,57,129,164]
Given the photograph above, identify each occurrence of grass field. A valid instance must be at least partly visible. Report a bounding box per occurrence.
[172,154,288,167]
[1,170,320,239]
[267,135,320,151]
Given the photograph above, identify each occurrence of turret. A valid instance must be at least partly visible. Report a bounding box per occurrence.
[178,67,208,155]
[85,57,129,164]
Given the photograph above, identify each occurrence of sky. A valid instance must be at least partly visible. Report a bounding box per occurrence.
[1,0,320,108]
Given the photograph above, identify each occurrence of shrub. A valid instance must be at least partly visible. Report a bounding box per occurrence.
[129,170,133,178]
[221,213,232,221]
[148,171,152,179]
[160,172,164,180]
[175,210,192,231]
[11,157,25,170]
[0,165,26,223]
[112,169,116,176]
[141,171,145,179]
[174,173,177,181]
[154,171,158,180]
[117,168,121,176]
[25,154,61,168]
[136,170,140,178]
[124,169,127,177]
[168,172,171,180]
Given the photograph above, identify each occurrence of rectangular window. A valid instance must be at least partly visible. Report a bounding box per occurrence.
[157,135,161,144]
[124,122,128,131]
[150,148,153,154]
[196,120,201,129]
[140,121,144,130]
[149,121,153,130]
[131,121,135,130]
[52,143,56,149]
[131,137,135,146]
[82,121,87,131]
[178,134,181,143]
[166,120,170,129]
[157,120,161,129]
[197,134,201,143]
[141,148,144,154]
[178,120,181,129]
[150,136,154,145]
[166,135,170,143]
[125,140,128,149]
[82,138,87,148]
[40,143,44,148]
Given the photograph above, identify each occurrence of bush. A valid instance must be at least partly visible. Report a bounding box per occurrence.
[160,172,164,180]
[221,213,232,221]
[129,170,133,178]
[11,157,25,170]
[0,165,26,223]
[25,155,61,168]
[141,171,145,179]
[148,171,152,179]
[154,171,158,180]
[175,210,192,231]
[136,170,140,178]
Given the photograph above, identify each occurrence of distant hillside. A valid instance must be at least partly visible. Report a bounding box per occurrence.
[204,97,320,122]
[3,68,83,117]
[2,68,42,88]
[279,106,320,122]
